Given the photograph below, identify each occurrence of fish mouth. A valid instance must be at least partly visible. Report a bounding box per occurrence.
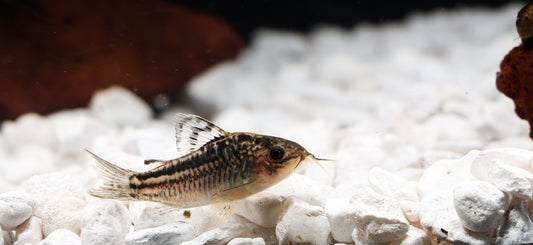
[295,154,332,170]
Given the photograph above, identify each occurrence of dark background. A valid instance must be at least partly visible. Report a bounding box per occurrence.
[175,0,523,42]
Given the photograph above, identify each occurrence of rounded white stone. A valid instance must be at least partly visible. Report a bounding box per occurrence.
[0,191,38,210]
[38,196,85,236]
[350,187,409,244]
[471,148,533,181]
[81,199,131,245]
[418,150,478,199]
[453,181,508,232]
[0,201,33,230]
[90,86,152,126]
[368,167,420,222]
[234,191,284,228]
[14,216,43,245]
[275,198,331,245]
[497,198,533,244]
[324,197,354,243]
[38,229,81,245]
[227,237,266,245]
[488,160,533,200]
[124,222,195,245]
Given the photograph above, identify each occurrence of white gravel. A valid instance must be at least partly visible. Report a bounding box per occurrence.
[2,3,533,244]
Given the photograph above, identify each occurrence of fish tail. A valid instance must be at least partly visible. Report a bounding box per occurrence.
[87,150,137,201]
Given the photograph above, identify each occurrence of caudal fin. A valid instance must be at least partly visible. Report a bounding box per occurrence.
[87,150,137,201]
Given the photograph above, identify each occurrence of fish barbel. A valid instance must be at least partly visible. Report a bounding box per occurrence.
[88,113,321,208]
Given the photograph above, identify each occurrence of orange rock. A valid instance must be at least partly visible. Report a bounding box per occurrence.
[0,0,243,120]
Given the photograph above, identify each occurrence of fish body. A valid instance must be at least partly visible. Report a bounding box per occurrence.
[89,113,314,208]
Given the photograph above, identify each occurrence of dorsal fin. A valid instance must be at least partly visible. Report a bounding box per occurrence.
[174,113,227,155]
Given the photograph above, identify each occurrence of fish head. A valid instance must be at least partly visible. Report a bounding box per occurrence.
[252,135,312,178]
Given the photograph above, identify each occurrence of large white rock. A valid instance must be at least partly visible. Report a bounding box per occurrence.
[471,148,533,181]
[497,198,533,245]
[23,173,86,236]
[90,86,152,126]
[268,173,335,207]
[23,172,86,203]
[124,222,195,245]
[368,167,420,222]
[419,191,491,244]
[276,198,331,245]
[234,191,284,228]
[0,191,38,210]
[0,200,33,230]
[81,199,131,245]
[453,181,508,232]
[38,229,81,245]
[38,196,85,236]
[324,197,354,243]
[488,160,533,200]
[227,237,266,245]
[181,223,247,245]
[14,216,43,245]
[350,188,409,244]
[418,150,478,199]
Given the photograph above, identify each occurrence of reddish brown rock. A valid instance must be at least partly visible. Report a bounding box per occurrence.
[496,3,533,139]
[0,0,243,121]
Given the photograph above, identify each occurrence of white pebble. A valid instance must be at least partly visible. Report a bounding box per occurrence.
[90,86,152,126]
[81,199,131,245]
[350,187,409,244]
[419,192,491,244]
[14,216,43,245]
[324,197,354,243]
[497,198,533,245]
[38,196,85,236]
[0,201,32,230]
[368,167,420,222]
[0,191,38,210]
[267,174,334,207]
[418,150,478,199]
[488,160,533,200]
[125,222,195,245]
[453,181,508,232]
[234,191,284,228]
[38,229,81,245]
[471,148,533,181]
[389,226,431,245]
[227,237,266,245]
[181,223,246,245]
[23,172,85,204]
[276,198,331,245]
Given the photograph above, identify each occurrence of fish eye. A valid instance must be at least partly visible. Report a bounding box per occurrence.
[269,146,285,161]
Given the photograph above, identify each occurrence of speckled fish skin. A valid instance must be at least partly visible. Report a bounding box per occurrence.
[88,113,313,209]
